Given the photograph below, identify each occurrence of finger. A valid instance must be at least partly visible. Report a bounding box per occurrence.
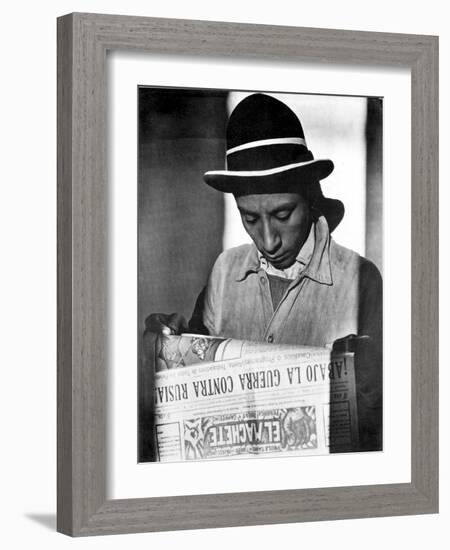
[161,325,172,336]
[156,357,168,372]
[145,313,168,332]
[166,313,188,334]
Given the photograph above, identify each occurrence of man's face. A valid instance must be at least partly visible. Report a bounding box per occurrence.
[235,192,311,270]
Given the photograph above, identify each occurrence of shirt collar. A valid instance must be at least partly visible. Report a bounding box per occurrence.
[235,215,333,285]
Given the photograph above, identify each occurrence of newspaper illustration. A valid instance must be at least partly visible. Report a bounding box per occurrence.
[152,334,359,462]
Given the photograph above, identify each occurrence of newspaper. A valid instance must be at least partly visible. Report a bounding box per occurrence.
[153,334,358,462]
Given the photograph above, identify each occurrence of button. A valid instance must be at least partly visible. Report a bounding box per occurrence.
[260,277,266,284]
[267,334,274,343]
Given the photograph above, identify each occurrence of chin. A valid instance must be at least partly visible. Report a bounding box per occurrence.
[273,257,295,270]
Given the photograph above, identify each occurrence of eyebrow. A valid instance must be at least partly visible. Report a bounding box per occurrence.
[270,202,296,214]
[238,202,297,216]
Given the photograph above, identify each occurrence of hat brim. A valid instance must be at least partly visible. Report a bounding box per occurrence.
[203,159,334,195]
[316,197,345,233]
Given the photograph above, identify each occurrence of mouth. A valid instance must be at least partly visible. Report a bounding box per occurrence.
[264,252,293,269]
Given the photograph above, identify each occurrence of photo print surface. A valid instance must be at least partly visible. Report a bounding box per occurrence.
[138,87,383,463]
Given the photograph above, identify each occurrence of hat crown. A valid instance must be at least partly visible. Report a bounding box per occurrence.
[227,93,306,149]
[226,94,313,172]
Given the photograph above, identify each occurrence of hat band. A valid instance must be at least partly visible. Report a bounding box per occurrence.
[227,143,313,172]
[226,137,307,156]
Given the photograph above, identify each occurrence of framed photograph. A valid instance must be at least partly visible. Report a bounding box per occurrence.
[57,13,438,536]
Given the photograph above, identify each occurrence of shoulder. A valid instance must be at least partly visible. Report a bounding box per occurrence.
[330,239,382,283]
[208,243,256,282]
[329,239,359,266]
[216,243,254,263]
[212,243,255,269]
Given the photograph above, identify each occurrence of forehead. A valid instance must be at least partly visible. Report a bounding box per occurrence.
[235,192,307,213]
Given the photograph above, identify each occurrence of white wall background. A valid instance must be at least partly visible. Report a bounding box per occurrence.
[0,1,446,548]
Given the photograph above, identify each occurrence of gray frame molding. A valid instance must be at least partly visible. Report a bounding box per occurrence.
[57,12,438,536]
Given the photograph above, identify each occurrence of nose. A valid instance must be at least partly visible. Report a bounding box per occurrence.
[261,221,281,255]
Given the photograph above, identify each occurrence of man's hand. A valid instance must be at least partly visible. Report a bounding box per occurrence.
[143,313,189,372]
[332,333,371,354]
[332,333,381,400]
[144,312,188,336]
[332,333,382,451]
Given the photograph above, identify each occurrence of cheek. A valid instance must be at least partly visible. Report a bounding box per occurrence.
[242,222,259,243]
[285,219,310,247]
[284,227,300,247]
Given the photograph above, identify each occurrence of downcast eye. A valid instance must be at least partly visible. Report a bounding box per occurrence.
[275,211,291,221]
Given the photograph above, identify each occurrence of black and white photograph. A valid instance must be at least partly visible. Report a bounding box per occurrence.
[1,0,443,544]
[138,87,383,463]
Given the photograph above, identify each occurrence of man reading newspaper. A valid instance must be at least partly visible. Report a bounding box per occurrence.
[144,94,382,456]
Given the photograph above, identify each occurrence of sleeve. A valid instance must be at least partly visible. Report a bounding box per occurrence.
[187,287,210,335]
[358,258,383,350]
[188,253,224,335]
[356,258,383,450]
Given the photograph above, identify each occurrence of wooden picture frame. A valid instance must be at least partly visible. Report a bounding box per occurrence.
[57,12,438,536]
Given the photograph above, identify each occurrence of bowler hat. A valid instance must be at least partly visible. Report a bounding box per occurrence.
[203,93,344,232]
